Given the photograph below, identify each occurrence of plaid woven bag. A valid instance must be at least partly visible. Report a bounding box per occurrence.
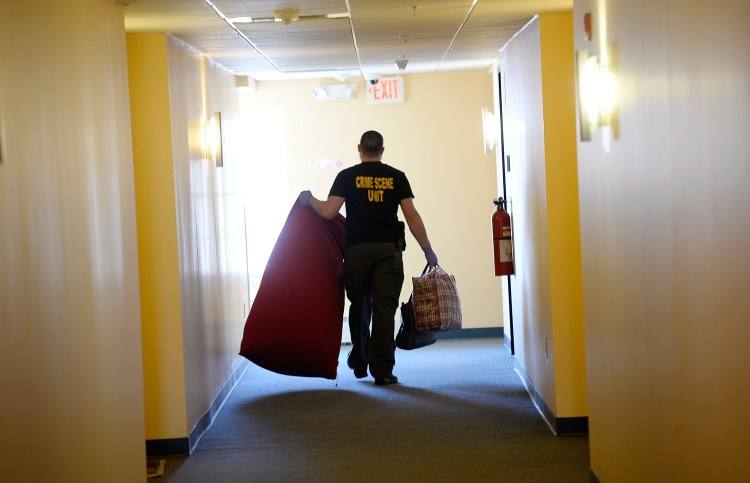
[412,265,462,332]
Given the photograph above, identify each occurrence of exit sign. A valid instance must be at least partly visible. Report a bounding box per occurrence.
[366,77,404,104]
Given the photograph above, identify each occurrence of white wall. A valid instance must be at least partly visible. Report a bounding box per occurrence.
[498,13,587,421]
[499,18,550,388]
[0,0,145,480]
[165,35,249,436]
[574,0,750,480]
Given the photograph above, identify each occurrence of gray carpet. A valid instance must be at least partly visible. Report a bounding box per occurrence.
[161,338,590,482]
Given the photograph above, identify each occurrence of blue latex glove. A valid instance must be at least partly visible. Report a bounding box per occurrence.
[298,190,312,207]
[424,247,438,267]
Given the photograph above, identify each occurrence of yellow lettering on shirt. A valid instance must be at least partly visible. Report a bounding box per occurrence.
[368,189,384,202]
[356,176,374,189]
[373,177,394,190]
[357,176,393,202]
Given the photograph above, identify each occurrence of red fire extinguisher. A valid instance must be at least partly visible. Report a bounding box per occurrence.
[492,197,514,276]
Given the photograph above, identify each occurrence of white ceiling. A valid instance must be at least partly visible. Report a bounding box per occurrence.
[123,0,572,81]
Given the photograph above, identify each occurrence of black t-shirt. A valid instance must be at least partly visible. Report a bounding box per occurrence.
[329,162,414,246]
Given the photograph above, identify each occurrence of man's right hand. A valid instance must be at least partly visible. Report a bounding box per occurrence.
[424,247,438,267]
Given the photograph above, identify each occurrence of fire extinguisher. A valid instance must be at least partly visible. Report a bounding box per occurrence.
[492,197,514,276]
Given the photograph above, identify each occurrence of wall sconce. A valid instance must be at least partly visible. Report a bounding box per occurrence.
[205,112,223,167]
[481,107,500,155]
[576,49,617,144]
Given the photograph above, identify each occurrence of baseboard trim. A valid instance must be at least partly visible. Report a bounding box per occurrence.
[145,437,189,457]
[146,358,250,457]
[514,359,588,436]
[437,327,504,339]
[187,359,249,454]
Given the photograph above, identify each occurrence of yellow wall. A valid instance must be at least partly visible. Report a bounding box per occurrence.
[128,33,249,443]
[240,71,503,330]
[539,13,587,416]
[499,12,587,419]
[0,0,145,480]
[127,33,188,439]
[574,0,750,480]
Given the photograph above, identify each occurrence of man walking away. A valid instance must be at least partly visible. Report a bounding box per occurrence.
[299,130,438,385]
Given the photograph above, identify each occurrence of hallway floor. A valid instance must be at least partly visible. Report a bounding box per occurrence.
[158,338,590,482]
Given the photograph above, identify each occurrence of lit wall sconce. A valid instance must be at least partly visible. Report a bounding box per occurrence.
[576,49,617,143]
[481,107,500,155]
[205,112,223,167]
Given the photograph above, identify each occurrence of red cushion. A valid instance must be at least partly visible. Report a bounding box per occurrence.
[239,201,346,379]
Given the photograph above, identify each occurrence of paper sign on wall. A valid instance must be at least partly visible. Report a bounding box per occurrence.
[315,159,344,170]
[366,77,404,104]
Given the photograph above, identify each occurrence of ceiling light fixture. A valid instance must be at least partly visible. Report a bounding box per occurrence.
[229,9,349,26]
[274,8,299,25]
[203,0,285,76]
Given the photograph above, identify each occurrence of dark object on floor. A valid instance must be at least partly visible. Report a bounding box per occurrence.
[147,459,165,478]
[239,201,346,379]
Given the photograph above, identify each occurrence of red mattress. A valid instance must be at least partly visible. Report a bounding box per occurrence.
[239,201,346,379]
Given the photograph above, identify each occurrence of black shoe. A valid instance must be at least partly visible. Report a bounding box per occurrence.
[374,374,399,386]
[347,351,367,379]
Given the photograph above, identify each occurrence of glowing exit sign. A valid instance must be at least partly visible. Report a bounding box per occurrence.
[366,77,404,104]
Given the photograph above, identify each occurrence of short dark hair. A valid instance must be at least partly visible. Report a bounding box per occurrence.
[360,130,384,156]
